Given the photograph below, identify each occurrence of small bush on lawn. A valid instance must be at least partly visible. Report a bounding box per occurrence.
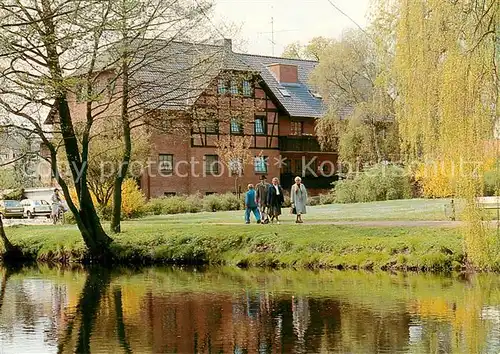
[334,163,413,203]
[145,193,243,215]
[334,179,357,203]
[64,211,76,225]
[185,194,203,213]
[319,193,336,205]
[283,195,292,208]
[144,195,202,215]
[202,194,224,212]
[308,196,321,206]
[68,179,146,220]
[121,179,147,219]
[144,198,167,215]
[220,193,243,211]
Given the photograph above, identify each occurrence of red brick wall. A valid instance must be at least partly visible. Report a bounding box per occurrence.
[143,140,281,197]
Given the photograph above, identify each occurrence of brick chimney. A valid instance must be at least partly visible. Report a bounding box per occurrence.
[216,38,233,52]
[267,63,298,84]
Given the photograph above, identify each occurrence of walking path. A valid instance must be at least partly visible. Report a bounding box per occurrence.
[5,217,500,229]
[3,218,52,227]
[215,220,464,227]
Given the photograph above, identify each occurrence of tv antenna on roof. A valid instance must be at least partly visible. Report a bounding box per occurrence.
[270,16,275,56]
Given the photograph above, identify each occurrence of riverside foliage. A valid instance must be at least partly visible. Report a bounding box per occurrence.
[380,0,500,268]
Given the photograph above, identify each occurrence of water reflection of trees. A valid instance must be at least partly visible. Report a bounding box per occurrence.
[2,268,500,353]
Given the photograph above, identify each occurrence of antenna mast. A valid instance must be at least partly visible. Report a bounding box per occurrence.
[271,16,275,56]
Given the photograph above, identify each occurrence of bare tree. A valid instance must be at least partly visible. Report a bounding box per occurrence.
[215,135,253,197]
[0,0,119,259]
[100,0,219,233]
[0,0,223,254]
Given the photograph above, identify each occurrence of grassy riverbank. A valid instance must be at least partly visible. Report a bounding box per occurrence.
[6,221,464,271]
[2,199,471,270]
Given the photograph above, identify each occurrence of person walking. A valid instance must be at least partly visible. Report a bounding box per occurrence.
[256,175,270,224]
[244,184,261,224]
[267,177,284,224]
[290,176,307,223]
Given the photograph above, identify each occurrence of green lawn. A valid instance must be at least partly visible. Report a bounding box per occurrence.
[4,198,465,271]
[143,198,453,225]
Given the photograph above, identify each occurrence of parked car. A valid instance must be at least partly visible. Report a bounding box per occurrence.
[20,199,52,218]
[0,200,25,219]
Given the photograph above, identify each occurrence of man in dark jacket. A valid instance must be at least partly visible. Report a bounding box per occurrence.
[255,175,270,224]
[267,177,285,224]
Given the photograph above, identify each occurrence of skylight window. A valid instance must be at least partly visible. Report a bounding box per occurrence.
[309,90,323,99]
[278,87,291,97]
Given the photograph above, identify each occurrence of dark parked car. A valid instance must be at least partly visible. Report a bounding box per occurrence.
[0,200,25,219]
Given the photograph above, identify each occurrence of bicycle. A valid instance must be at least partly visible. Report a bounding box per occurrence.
[51,205,65,225]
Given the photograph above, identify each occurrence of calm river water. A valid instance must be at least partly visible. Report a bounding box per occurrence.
[0,266,499,353]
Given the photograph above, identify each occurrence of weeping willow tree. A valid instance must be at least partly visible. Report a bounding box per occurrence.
[385,0,500,267]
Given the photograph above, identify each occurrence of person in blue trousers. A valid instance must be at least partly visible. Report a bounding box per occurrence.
[245,184,261,224]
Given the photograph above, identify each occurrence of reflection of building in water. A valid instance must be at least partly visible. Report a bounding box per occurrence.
[481,306,500,353]
[292,296,310,343]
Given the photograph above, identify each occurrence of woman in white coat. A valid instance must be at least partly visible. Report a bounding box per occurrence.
[290,176,307,223]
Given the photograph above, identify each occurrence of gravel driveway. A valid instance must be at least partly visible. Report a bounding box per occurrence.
[2,218,53,227]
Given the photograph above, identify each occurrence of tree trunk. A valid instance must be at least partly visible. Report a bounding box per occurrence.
[371,120,382,162]
[77,189,114,258]
[40,0,112,260]
[0,268,12,313]
[0,217,22,262]
[113,287,133,354]
[0,217,13,253]
[75,268,111,353]
[57,267,111,353]
[111,43,132,234]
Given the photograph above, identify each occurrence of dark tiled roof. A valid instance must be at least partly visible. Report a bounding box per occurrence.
[235,53,325,118]
[82,40,325,117]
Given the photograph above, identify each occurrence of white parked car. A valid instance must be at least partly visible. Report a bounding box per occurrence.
[20,199,52,218]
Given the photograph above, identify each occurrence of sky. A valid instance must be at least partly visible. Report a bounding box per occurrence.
[213,0,372,56]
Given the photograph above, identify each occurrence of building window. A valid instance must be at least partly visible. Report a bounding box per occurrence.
[278,87,291,97]
[309,89,322,99]
[242,80,252,97]
[230,118,243,134]
[164,192,176,197]
[230,80,239,95]
[217,79,227,95]
[254,156,268,174]
[291,121,303,136]
[205,119,219,134]
[159,154,173,174]
[205,155,219,175]
[254,117,266,135]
